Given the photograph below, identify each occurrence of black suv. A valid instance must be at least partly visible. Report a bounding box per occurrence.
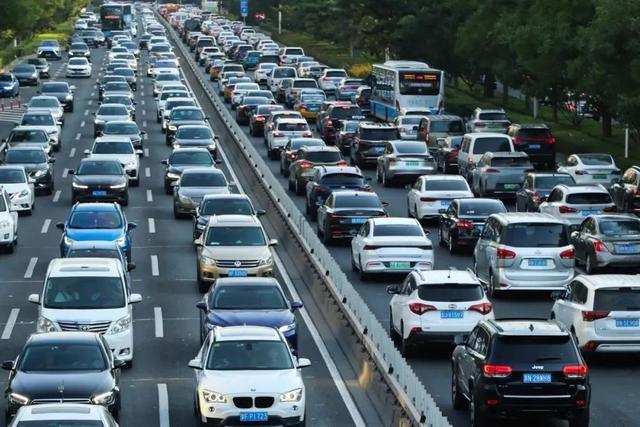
[506,123,557,170]
[451,319,590,427]
[304,166,371,220]
[350,122,399,167]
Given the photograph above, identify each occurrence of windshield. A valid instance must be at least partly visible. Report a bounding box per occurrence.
[566,192,612,204]
[93,141,133,154]
[418,284,484,302]
[399,116,422,125]
[43,276,125,309]
[201,199,253,215]
[9,130,48,142]
[399,71,441,96]
[98,106,128,115]
[103,122,139,134]
[517,128,552,139]
[30,98,59,108]
[171,151,212,165]
[301,95,325,103]
[14,65,35,72]
[104,82,130,92]
[395,143,427,154]
[205,340,293,370]
[0,74,13,82]
[472,137,512,154]
[5,150,46,163]
[304,151,342,163]
[535,175,575,189]
[502,223,568,247]
[320,174,364,186]
[161,91,188,101]
[69,210,123,229]
[177,127,212,139]
[212,285,287,310]
[273,68,296,78]
[256,105,283,115]
[171,109,205,121]
[103,96,132,106]
[479,112,508,121]
[77,161,123,175]
[458,200,506,216]
[20,344,107,371]
[491,336,578,364]
[334,195,381,208]
[181,172,226,187]
[291,139,323,150]
[0,169,25,183]
[277,122,309,132]
[599,219,640,236]
[361,128,398,140]
[579,154,614,166]
[68,58,88,65]
[430,120,464,133]
[326,70,347,78]
[206,226,266,246]
[425,179,469,191]
[330,106,362,120]
[157,73,179,81]
[373,223,423,237]
[166,100,196,110]
[22,114,54,126]
[114,68,134,77]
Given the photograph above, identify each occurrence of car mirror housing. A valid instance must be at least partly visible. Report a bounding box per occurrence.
[129,293,142,304]
[290,301,303,311]
[297,358,311,368]
[386,285,400,295]
[196,301,207,311]
[27,294,40,304]
[1,360,14,371]
[188,359,203,370]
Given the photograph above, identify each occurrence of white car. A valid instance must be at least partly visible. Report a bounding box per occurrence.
[351,217,434,280]
[407,175,474,220]
[108,47,130,62]
[558,153,621,189]
[254,63,277,84]
[551,274,640,353]
[231,82,260,108]
[0,166,34,214]
[28,258,142,363]
[19,111,62,151]
[388,269,493,356]
[394,115,428,140]
[26,96,64,124]
[85,136,142,186]
[0,187,18,252]
[189,326,310,426]
[318,68,348,94]
[539,184,616,226]
[66,57,92,78]
[267,66,297,93]
[266,118,312,160]
[112,53,138,70]
[9,403,119,426]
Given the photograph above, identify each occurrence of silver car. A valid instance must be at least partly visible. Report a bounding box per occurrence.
[571,214,640,274]
[173,168,230,218]
[93,104,132,137]
[471,151,532,197]
[375,140,436,186]
[393,115,425,140]
[473,212,575,296]
[173,125,218,158]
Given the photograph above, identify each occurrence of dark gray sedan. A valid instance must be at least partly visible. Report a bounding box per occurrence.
[12,64,39,86]
[173,168,229,218]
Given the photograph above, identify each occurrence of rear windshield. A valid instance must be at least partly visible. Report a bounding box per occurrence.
[285,48,304,55]
[278,122,308,132]
[479,112,508,121]
[334,195,381,208]
[305,151,342,163]
[425,180,469,191]
[566,192,612,205]
[395,143,427,154]
[330,106,362,120]
[430,120,464,133]
[579,154,613,166]
[399,117,422,125]
[594,288,640,311]
[459,200,506,216]
[535,175,575,189]
[273,68,296,78]
[501,223,568,247]
[294,80,317,88]
[491,336,578,364]
[598,219,640,236]
[517,128,552,139]
[361,128,398,141]
[373,223,423,237]
[472,137,512,154]
[181,172,226,187]
[418,284,484,302]
[326,70,347,77]
[320,174,365,186]
[490,157,531,167]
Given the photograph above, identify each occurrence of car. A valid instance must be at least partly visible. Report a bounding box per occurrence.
[457,133,515,182]
[100,121,145,151]
[25,58,50,78]
[292,89,326,121]
[193,194,265,240]
[161,148,215,193]
[416,115,465,153]
[194,215,277,290]
[155,89,190,118]
[284,78,319,108]
[375,140,436,186]
[65,57,92,78]
[538,184,616,228]
[254,62,277,84]
[165,106,208,145]
[93,104,131,137]
[515,173,576,212]
[0,73,20,98]
[351,217,433,280]
[221,76,251,101]
[304,165,371,220]
[98,75,127,100]
[352,85,371,114]
[287,146,346,195]
[65,240,135,290]
[438,198,507,253]
[451,319,589,427]
[2,332,123,421]
[279,137,325,177]
[111,67,137,91]
[230,82,261,108]
[3,147,54,195]
[159,97,197,130]
[0,187,18,252]
[393,115,426,141]
[11,64,39,86]
[69,159,129,206]
[557,153,621,189]
[8,403,119,426]
[25,95,64,124]
[19,111,62,151]
[67,42,91,60]
[188,326,309,426]
[333,120,359,154]
[350,122,399,167]
[173,168,230,218]
[196,278,303,349]
[101,94,137,120]
[0,166,35,215]
[407,175,474,221]
[434,135,463,174]
[266,118,312,160]
[236,96,273,125]
[85,136,142,186]
[317,102,364,143]
[473,213,575,296]
[101,81,133,101]
[388,269,493,356]
[466,107,511,133]
[316,191,387,244]
[36,39,62,60]
[172,125,218,158]
[57,202,135,261]
[248,104,285,137]
[318,68,348,94]
[2,127,52,156]
[279,46,306,65]
[335,78,365,101]
[267,66,297,94]
[40,81,75,112]
[507,123,557,169]
[152,72,181,96]
[111,52,137,70]
[612,165,640,214]
[471,151,533,198]
[28,257,142,363]
[263,111,304,144]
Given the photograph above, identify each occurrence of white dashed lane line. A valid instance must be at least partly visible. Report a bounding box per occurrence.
[24,257,38,279]
[145,167,150,178]
[157,383,170,427]
[151,255,159,276]
[40,219,51,234]
[148,218,156,234]
[1,309,20,340]
[154,307,164,338]
[69,147,76,158]
[52,190,61,203]
[146,189,153,202]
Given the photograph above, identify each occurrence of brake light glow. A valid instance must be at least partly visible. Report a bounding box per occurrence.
[272,131,284,137]
[562,365,588,378]
[483,364,512,378]
[256,116,265,122]
[593,240,609,252]
[469,302,492,315]
[456,220,473,230]
[496,248,516,259]
[559,205,577,213]
[409,303,437,315]
[299,161,312,169]
[582,310,609,321]
[337,161,348,167]
[560,248,575,259]
[485,168,499,173]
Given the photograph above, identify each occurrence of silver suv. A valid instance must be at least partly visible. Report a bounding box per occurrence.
[473,213,575,296]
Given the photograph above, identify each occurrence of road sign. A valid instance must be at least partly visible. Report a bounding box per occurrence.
[240,0,248,17]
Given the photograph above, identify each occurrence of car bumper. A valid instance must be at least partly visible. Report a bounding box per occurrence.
[174,199,200,214]
[387,166,436,180]
[497,269,574,291]
[407,330,473,344]
[198,262,274,281]
[298,110,318,120]
[66,70,91,77]
[10,196,32,211]
[72,187,128,203]
[105,330,134,362]
[478,386,588,419]
[594,251,640,268]
[361,256,433,273]
[0,228,15,244]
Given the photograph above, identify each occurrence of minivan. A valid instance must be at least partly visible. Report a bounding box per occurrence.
[457,133,515,181]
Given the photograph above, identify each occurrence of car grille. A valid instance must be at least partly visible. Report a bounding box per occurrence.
[126,170,136,177]
[233,397,253,409]
[58,320,112,334]
[254,396,274,408]
[216,259,260,268]
[232,396,274,409]
[32,398,91,404]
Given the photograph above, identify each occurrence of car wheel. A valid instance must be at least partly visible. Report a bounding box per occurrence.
[321,224,332,245]
[121,196,128,206]
[399,324,413,358]
[451,368,467,410]
[469,388,489,427]
[448,234,458,254]
[569,410,590,427]
[294,179,304,196]
[351,252,358,272]
[6,240,15,254]
[382,170,391,187]
[389,312,400,343]
[288,177,295,191]
[376,167,382,183]
[438,225,446,246]
[488,270,500,298]
[358,256,369,281]
[585,253,597,274]
[132,178,140,187]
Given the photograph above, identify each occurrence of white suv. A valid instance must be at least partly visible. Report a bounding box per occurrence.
[0,187,18,253]
[388,269,493,356]
[28,258,142,364]
[539,184,616,227]
[0,166,35,214]
[189,325,310,426]
[85,136,142,186]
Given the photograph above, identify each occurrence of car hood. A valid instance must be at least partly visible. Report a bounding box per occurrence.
[207,309,294,328]
[200,369,301,395]
[66,227,125,242]
[174,138,214,146]
[168,119,207,127]
[168,165,211,174]
[201,246,270,260]
[42,92,69,101]
[0,81,16,88]
[11,371,114,400]
[14,163,48,174]
[95,115,130,122]
[74,175,127,186]
[2,183,29,194]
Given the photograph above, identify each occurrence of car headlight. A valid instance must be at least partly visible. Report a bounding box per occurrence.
[8,393,30,406]
[107,315,131,335]
[172,144,181,149]
[11,189,29,199]
[65,94,73,100]
[124,161,137,169]
[95,119,105,125]
[278,322,296,334]
[72,182,88,189]
[167,172,180,179]
[37,316,59,332]
[168,125,177,132]
[63,235,74,246]
[200,255,216,266]
[279,388,303,402]
[32,169,47,178]
[258,256,272,266]
[115,235,127,246]
[196,222,206,230]
[0,220,11,228]
[201,389,227,404]
[208,143,217,150]
[91,390,115,405]
[110,182,127,189]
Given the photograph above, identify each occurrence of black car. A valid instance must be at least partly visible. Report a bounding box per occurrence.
[515,173,576,212]
[304,165,371,220]
[3,147,55,194]
[316,191,387,243]
[506,123,557,170]
[612,165,640,213]
[69,159,129,205]
[139,34,152,49]
[161,148,215,193]
[40,81,75,112]
[451,319,590,427]
[350,122,399,167]
[25,58,50,79]
[67,42,91,61]
[438,198,507,253]
[249,104,285,137]
[193,194,264,239]
[2,332,123,422]
[236,96,272,125]
[78,29,100,47]
[12,64,39,86]
[317,103,364,144]
[165,107,208,145]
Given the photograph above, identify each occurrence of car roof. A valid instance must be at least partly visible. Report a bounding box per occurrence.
[511,123,550,129]
[358,121,395,129]
[422,174,466,181]
[426,114,462,121]
[48,257,122,277]
[318,165,361,175]
[202,193,250,202]
[18,403,107,419]
[181,167,223,175]
[215,277,280,287]
[371,217,418,226]
[484,151,528,158]
[492,212,564,225]
[556,184,608,193]
[466,132,511,139]
[486,319,567,336]
[577,274,640,289]
[171,147,210,153]
[68,240,120,250]
[300,145,339,152]
[277,118,308,124]
[72,202,120,211]
[208,214,260,226]
[413,269,480,285]
[94,136,134,143]
[214,325,281,342]
[28,331,100,345]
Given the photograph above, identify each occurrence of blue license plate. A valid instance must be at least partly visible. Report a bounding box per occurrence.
[350,218,367,224]
[375,147,385,153]
[441,310,464,319]
[528,259,548,267]
[528,144,541,149]
[228,270,248,277]
[581,210,599,216]
[616,319,639,327]
[523,373,551,383]
[440,200,451,206]
[616,244,639,254]
[239,412,268,422]
[92,191,107,196]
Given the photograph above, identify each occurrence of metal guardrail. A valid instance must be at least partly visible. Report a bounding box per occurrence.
[161,17,451,427]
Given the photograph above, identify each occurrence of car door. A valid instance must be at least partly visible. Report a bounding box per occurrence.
[573,218,593,262]
[539,188,562,217]
[458,136,471,178]
[555,280,587,332]
[407,178,421,216]
[317,193,333,230]
[351,220,370,261]
[391,275,413,332]
[474,218,495,280]
[455,327,478,394]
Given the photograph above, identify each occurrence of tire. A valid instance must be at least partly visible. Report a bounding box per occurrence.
[6,240,15,254]
[351,252,358,272]
[196,266,209,293]
[488,270,500,298]
[389,312,400,343]
[120,197,128,207]
[358,256,369,281]
[132,178,140,187]
[451,368,467,410]
[448,234,458,254]
[585,253,597,274]
[382,170,391,187]
[376,167,382,183]
[469,388,489,427]
[569,410,590,427]
[399,324,413,358]
[321,223,332,245]
[438,226,446,246]
[288,177,295,192]
[294,179,304,196]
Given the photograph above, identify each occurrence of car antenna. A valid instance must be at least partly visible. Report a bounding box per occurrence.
[529,323,534,332]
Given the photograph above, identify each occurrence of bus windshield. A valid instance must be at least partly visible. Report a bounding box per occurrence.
[399,72,441,96]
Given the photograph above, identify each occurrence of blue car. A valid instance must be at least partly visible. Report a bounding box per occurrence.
[56,202,136,261]
[65,240,135,291]
[196,277,303,351]
[242,51,261,70]
[0,73,19,98]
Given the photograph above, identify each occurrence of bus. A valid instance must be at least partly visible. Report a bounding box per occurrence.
[100,3,134,38]
[370,61,445,122]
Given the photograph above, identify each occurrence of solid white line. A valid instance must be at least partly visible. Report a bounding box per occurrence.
[80,120,85,127]
[1,309,20,340]
[146,189,153,202]
[154,307,163,338]
[24,257,38,279]
[145,167,150,178]
[40,219,51,234]
[52,190,61,202]
[74,133,81,140]
[151,255,159,276]
[69,147,76,158]
[148,218,156,233]
[157,383,170,427]
[62,168,69,178]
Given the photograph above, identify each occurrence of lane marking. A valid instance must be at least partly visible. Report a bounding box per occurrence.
[144,133,149,140]
[142,109,146,116]
[146,189,153,202]
[148,218,156,233]
[87,100,93,106]
[141,100,145,106]
[145,167,150,178]
[62,168,69,178]
[144,148,149,157]
[90,91,95,97]
[40,219,51,234]
[52,190,61,202]
[80,120,85,127]
[157,384,170,427]
[75,133,81,140]
[24,257,38,279]
[69,147,76,158]
[154,307,164,338]
[84,110,89,116]
[1,309,20,340]
[143,120,147,127]
[151,255,159,276]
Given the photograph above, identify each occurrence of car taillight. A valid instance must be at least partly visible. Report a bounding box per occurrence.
[560,248,575,259]
[322,77,330,81]
[485,168,500,173]
[325,119,333,127]
[496,248,516,259]
[469,302,492,315]
[420,197,436,202]
[409,303,437,315]
[273,131,284,137]
[546,137,557,144]
[532,192,543,202]
[563,365,588,378]
[363,245,379,250]
[299,161,313,168]
[593,240,609,252]
[256,116,265,122]
[559,205,577,213]
[447,150,458,159]
[483,364,512,378]
[337,161,348,166]
[582,310,609,321]
[289,153,296,160]
[303,132,313,137]
[456,220,473,230]
[603,206,617,212]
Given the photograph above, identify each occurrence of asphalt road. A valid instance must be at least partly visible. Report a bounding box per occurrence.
[0,44,362,426]
[176,30,640,427]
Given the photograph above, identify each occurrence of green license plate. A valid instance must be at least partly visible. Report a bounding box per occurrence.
[389,261,410,269]
[405,161,419,167]
[503,183,519,190]
[592,174,607,180]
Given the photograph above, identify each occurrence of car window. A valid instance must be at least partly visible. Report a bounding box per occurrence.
[212,285,287,310]
[579,154,614,166]
[43,276,126,309]
[472,137,512,154]
[598,219,640,236]
[181,172,226,187]
[594,287,640,311]
[472,328,489,356]
[566,192,611,204]
[372,223,423,237]
[491,335,578,363]
[201,198,253,215]
[20,344,107,371]
[418,284,483,302]
[206,226,266,246]
[501,223,568,247]
[0,169,26,183]
[424,179,469,191]
[206,340,293,370]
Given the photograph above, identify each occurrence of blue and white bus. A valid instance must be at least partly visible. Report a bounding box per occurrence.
[370,61,445,122]
[100,3,134,38]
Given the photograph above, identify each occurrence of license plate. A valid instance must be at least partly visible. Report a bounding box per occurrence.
[528,258,548,267]
[375,147,385,153]
[616,244,639,254]
[350,218,367,224]
[592,174,607,180]
[441,310,464,319]
[92,190,107,196]
[528,144,541,149]
[405,161,419,167]
[440,201,451,206]
[523,373,551,384]
[616,319,639,327]
[389,261,410,269]
[239,412,268,422]
[503,183,519,190]
[228,270,248,277]
[581,210,599,217]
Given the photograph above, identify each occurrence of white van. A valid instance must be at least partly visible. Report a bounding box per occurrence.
[267,66,297,93]
[457,132,515,181]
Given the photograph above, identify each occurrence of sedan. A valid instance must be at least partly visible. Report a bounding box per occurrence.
[161,148,215,193]
[0,166,35,214]
[173,125,218,158]
[40,81,75,112]
[235,96,273,125]
[280,137,325,177]
[376,140,436,186]
[85,136,142,186]
[316,191,387,244]
[93,104,131,137]
[12,64,39,86]
[193,194,265,240]
[19,111,62,151]
[407,175,474,221]
[69,159,129,205]
[173,168,230,218]
[65,57,92,78]
[515,173,576,212]
[25,96,64,124]
[558,153,621,189]
[3,147,55,195]
[100,120,145,151]
[248,104,284,137]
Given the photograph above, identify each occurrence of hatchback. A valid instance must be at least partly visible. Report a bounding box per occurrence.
[539,184,616,227]
[471,151,533,197]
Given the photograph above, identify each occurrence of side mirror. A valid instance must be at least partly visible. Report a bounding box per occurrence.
[128,222,137,231]
[49,157,56,163]
[70,85,77,92]
[67,169,75,175]
[453,334,466,346]
[1,360,14,371]
[386,285,400,295]
[297,358,311,368]
[196,301,207,311]
[128,293,142,304]
[188,359,203,370]
[83,149,91,156]
[28,178,35,184]
[268,238,278,247]
[256,209,266,216]
[28,294,40,304]
[551,290,567,301]
[127,262,136,271]
[56,222,65,230]
[141,131,147,135]
[570,230,580,240]
[290,301,303,311]
[194,237,203,247]
[161,159,168,165]
[135,149,144,156]
[114,359,127,368]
